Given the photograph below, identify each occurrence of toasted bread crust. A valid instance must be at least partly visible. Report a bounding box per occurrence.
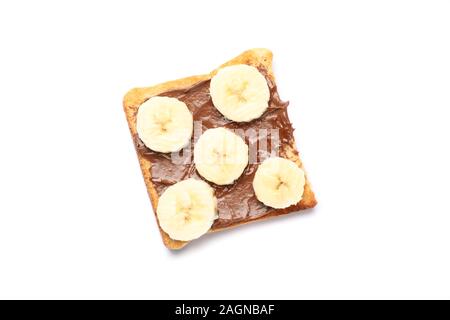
[123,49,317,249]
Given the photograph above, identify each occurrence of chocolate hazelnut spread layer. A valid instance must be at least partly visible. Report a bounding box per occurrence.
[134,70,301,229]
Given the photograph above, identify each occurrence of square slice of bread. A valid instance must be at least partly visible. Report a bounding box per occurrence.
[123,48,317,249]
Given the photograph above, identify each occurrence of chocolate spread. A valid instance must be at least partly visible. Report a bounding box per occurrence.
[134,69,300,229]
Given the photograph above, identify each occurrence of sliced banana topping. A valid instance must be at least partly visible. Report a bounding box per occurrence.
[210,64,270,122]
[194,127,249,185]
[136,96,193,153]
[253,157,306,209]
[157,179,218,241]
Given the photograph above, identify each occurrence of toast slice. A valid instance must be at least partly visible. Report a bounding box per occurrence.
[123,48,317,249]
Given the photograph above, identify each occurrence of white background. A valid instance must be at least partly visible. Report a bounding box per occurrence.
[0,0,449,299]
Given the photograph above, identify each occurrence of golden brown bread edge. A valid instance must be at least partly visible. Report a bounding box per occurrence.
[123,48,317,250]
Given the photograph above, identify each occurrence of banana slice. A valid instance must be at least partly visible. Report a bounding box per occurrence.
[136,96,193,153]
[194,127,248,185]
[210,64,270,122]
[253,157,306,209]
[157,179,218,241]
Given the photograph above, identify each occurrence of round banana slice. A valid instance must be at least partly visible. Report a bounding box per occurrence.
[136,96,193,153]
[253,157,306,209]
[210,64,270,122]
[157,179,218,241]
[194,127,249,185]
